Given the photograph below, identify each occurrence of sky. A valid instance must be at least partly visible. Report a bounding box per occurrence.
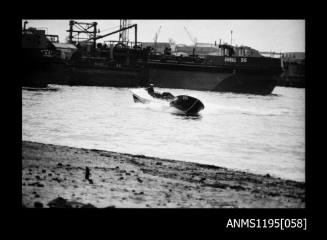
[22,20,305,53]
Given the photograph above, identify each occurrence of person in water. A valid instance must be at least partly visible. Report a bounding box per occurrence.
[146,84,174,100]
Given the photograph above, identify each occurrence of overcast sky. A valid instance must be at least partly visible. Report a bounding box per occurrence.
[22,19,305,52]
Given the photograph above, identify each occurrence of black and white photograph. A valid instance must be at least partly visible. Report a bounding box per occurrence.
[22,19,305,210]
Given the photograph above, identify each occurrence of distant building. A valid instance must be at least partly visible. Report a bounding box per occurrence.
[281,52,305,62]
[279,52,305,88]
[142,42,219,56]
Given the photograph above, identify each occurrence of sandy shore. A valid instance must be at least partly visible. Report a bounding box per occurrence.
[22,141,305,208]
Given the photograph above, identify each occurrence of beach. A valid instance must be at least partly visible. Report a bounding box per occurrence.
[22,141,305,208]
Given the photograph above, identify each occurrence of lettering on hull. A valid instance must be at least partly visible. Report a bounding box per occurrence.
[224,57,237,63]
[224,57,247,63]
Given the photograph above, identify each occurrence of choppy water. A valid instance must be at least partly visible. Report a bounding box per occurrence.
[22,85,305,182]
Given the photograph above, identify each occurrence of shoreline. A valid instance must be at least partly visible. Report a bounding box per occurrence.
[22,141,305,208]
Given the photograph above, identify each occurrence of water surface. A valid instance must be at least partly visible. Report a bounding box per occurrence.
[22,85,305,182]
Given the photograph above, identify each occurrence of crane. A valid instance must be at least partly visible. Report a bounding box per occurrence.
[119,19,132,43]
[153,25,162,52]
[184,26,197,55]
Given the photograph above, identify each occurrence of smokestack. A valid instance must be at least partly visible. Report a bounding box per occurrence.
[24,21,28,31]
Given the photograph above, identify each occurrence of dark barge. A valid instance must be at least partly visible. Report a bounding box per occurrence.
[147,45,281,95]
[22,26,71,87]
[22,20,149,88]
[22,20,282,95]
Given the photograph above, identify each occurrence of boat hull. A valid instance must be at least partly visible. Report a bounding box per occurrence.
[148,56,281,95]
[22,49,74,87]
[149,67,278,95]
[69,65,148,87]
[131,88,204,115]
[170,95,204,115]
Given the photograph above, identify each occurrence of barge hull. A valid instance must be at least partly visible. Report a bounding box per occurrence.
[69,66,148,87]
[149,67,278,95]
[23,49,72,87]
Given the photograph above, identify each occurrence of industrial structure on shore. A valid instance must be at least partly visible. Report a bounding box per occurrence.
[22,20,304,94]
[280,52,305,87]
